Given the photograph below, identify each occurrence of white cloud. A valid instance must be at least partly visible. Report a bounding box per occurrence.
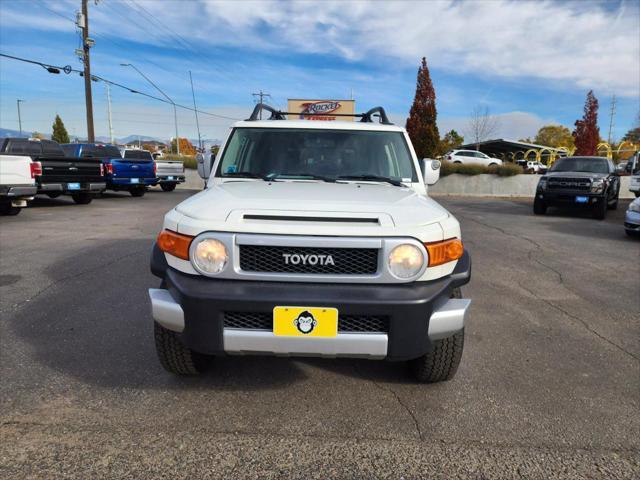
[187,0,639,97]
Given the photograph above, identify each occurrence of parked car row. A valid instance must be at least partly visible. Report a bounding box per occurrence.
[0,138,185,215]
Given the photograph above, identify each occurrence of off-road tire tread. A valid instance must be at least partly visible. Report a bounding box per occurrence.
[154,322,208,375]
[411,287,465,383]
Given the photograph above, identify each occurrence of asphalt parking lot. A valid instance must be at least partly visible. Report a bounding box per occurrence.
[1,190,638,479]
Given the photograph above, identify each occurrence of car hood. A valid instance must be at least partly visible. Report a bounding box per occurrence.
[545,171,607,179]
[175,180,449,228]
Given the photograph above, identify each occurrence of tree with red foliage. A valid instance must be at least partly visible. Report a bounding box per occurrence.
[406,57,439,159]
[572,91,600,155]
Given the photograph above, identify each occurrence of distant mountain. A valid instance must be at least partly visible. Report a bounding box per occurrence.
[0,127,48,139]
[0,127,221,148]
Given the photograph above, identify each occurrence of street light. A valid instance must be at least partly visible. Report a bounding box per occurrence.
[120,63,180,155]
[16,99,24,136]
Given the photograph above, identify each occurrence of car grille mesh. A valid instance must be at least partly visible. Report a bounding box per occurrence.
[239,245,378,275]
[547,177,591,191]
[224,312,389,333]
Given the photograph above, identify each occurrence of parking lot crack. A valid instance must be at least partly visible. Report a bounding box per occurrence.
[518,280,639,362]
[0,249,147,315]
[461,214,638,363]
[353,364,424,441]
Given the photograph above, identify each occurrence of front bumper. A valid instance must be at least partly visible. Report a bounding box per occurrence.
[148,244,472,361]
[536,190,605,205]
[38,182,106,193]
[625,210,640,231]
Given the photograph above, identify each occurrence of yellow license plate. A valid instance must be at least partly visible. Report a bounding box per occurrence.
[273,306,338,337]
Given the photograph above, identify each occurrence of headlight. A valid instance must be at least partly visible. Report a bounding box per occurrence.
[538,178,547,189]
[629,202,640,213]
[591,179,605,193]
[388,244,424,279]
[192,238,228,274]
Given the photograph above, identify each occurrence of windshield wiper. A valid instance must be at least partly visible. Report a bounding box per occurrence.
[266,172,336,182]
[335,175,404,187]
[222,171,269,180]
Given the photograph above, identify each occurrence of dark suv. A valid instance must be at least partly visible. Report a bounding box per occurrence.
[533,156,620,220]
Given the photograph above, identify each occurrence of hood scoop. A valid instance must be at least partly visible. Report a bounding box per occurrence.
[243,214,380,224]
[229,209,394,227]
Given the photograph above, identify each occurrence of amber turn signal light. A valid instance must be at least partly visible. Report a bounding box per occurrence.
[424,238,464,267]
[157,229,194,260]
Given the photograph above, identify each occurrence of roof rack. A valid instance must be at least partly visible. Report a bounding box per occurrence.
[246,103,393,125]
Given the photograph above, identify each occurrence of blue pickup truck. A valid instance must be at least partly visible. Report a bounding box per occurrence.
[61,144,155,197]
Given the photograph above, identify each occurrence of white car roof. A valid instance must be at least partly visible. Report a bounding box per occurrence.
[232,119,405,133]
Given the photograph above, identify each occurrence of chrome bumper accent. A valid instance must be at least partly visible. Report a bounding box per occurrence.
[148,288,184,332]
[223,330,388,359]
[89,183,107,191]
[428,298,471,340]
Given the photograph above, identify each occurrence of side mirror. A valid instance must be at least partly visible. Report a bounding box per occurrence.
[196,153,214,180]
[422,158,441,185]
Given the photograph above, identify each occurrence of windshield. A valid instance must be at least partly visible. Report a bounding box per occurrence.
[550,157,610,174]
[123,150,153,161]
[216,128,417,182]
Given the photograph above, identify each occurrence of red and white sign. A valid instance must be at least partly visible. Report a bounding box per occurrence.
[288,99,355,121]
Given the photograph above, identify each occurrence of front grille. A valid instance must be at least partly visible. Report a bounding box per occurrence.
[547,177,591,191]
[239,245,378,275]
[224,312,389,333]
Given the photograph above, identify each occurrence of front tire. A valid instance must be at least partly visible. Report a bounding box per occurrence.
[533,197,547,215]
[154,322,211,375]
[160,183,177,192]
[130,187,146,197]
[71,192,93,205]
[410,287,465,383]
[592,197,607,220]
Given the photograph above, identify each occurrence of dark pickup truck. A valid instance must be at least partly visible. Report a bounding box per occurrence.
[534,156,620,220]
[62,143,155,197]
[0,138,106,204]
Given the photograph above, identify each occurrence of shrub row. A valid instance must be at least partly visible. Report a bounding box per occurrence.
[440,162,523,177]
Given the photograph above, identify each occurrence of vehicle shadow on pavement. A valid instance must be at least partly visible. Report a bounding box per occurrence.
[5,238,307,392]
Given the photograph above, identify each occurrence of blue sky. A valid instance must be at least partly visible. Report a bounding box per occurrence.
[0,0,638,143]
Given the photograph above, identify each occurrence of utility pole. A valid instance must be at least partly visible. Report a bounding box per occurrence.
[105,82,114,144]
[251,90,271,119]
[121,63,179,155]
[607,94,616,145]
[80,0,95,142]
[189,70,202,151]
[16,99,24,136]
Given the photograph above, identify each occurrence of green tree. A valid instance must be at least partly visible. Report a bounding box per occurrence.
[438,129,464,155]
[51,115,70,144]
[406,57,440,158]
[534,125,575,149]
[622,127,640,144]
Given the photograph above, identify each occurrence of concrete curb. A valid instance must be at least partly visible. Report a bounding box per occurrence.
[429,174,634,199]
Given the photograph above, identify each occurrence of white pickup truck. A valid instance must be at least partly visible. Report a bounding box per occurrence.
[148,104,472,383]
[0,153,38,215]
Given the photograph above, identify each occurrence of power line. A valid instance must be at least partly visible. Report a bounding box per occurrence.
[0,52,241,121]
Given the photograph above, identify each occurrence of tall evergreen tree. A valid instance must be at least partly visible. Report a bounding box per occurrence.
[51,115,70,144]
[406,57,439,159]
[572,91,599,155]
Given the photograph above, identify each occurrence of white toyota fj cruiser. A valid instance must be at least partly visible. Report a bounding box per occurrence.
[148,104,471,382]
